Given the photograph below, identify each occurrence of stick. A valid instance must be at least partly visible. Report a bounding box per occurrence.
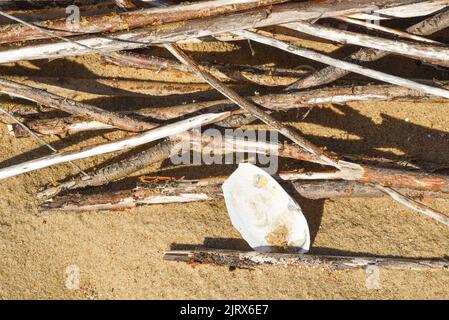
[38,138,176,199]
[41,179,223,211]
[0,0,286,44]
[0,111,231,181]
[113,0,137,9]
[0,0,426,64]
[236,30,449,99]
[0,106,89,177]
[348,0,449,19]
[375,185,449,227]
[10,82,448,137]
[104,51,308,87]
[1,76,215,98]
[164,249,449,270]
[335,16,440,44]
[293,180,449,200]
[283,21,449,66]
[37,129,322,199]
[0,78,154,132]
[287,8,449,90]
[40,178,449,211]
[164,43,348,171]
[0,1,116,24]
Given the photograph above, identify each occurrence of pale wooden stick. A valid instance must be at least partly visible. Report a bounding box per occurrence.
[335,16,440,44]
[0,112,230,181]
[164,249,449,270]
[375,185,449,227]
[236,30,449,99]
[283,21,449,66]
[348,0,449,20]
[287,9,449,90]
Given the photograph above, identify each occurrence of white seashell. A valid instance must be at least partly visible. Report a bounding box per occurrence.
[222,163,310,253]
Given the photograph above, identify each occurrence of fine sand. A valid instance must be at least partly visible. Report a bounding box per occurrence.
[1,24,449,299]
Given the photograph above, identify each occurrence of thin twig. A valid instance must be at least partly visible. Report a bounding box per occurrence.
[375,185,449,227]
[335,16,440,44]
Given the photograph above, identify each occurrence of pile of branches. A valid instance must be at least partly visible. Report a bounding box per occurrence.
[1,0,449,270]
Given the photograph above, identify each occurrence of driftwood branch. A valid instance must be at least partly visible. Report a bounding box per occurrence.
[40,177,449,212]
[104,51,308,87]
[9,82,448,137]
[287,8,449,90]
[335,16,440,44]
[0,0,285,44]
[0,0,428,64]
[0,111,230,181]
[283,21,449,67]
[236,30,449,99]
[0,78,154,132]
[164,249,449,270]
[2,76,214,98]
